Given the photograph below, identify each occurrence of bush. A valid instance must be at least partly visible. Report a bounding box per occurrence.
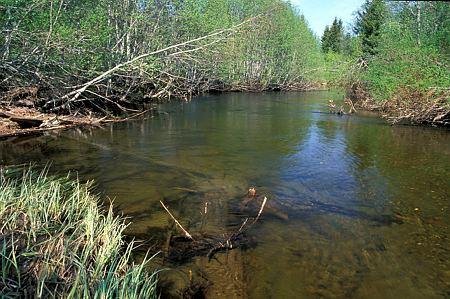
[363,21,450,102]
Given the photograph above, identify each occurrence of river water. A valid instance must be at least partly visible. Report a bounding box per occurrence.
[1,91,449,298]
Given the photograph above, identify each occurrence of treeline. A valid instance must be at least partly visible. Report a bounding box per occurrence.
[321,0,449,125]
[0,0,322,115]
[321,18,353,56]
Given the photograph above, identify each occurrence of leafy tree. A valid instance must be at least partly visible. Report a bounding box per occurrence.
[360,1,449,102]
[388,1,449,52]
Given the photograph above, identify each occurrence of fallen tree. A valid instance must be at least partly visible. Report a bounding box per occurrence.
[159,193,267,263]
[0,106,152,139]
[1,0,323,119]
[49,14,265,113]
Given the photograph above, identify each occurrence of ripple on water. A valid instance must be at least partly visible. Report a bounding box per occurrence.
[1,91,449,298]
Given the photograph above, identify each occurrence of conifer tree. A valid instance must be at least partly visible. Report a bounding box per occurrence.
[354,0,387,56]
[321,18,344,53]
[321,25,332,52]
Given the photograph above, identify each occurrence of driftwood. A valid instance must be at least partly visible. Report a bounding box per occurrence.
[344,98,357,114]
[240,189,289,220]
[349,83,450,126]
[160,201,193,240]
[9,116,43,128]
[0,124,78,139]
[0,110,44,128]
[0,108,153,139]
[160,191,268,263]
[328,99,356,115]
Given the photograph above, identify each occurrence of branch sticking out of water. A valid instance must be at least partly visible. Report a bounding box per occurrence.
[160,200,194,240]
[252,196,267,225]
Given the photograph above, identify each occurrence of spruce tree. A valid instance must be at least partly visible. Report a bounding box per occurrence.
[321,25,331,53]
[329,18,344,53]
[354,0,387,56]
[322,18,344,54]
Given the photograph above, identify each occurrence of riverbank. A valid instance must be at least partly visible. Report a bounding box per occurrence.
[348,83,450,126]
[0,105,155,139]
[0,82,322,139]
[2,83,446,141]
[0,168,158,297]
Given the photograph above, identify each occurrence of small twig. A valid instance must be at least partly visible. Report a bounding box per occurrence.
[252,196,267,225]
[160,200,193,240]
[237,218,249,233]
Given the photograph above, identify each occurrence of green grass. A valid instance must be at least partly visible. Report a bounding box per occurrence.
[0,168,158,298]
[363,45,450,102]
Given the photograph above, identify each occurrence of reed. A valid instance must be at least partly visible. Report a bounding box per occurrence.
[0,168,158,298]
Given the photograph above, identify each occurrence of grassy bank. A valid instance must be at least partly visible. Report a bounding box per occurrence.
[350,22,450,126]
[321,1,449,126]
[0,168,158,298]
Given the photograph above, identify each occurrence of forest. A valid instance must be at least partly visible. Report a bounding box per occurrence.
[0,0,321,115]
[0,0,448,127]
[322,0,449,124]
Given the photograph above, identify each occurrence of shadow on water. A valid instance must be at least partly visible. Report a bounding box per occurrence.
[1,91,449,298]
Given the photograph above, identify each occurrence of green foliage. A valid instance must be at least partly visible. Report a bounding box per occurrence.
[174,0,323,87]
[319,51,355,85]
[388,1,450,53]
[363,20,450,101]
[346,0,450,107]
[0,169,158,298]
[354,0,388,57]
[1,0,323,93]
[321,18,344,54]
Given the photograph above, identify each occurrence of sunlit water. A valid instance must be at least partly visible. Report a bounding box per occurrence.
[1,91,449,298]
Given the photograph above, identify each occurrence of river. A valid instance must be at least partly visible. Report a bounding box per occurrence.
[1,91,449,298]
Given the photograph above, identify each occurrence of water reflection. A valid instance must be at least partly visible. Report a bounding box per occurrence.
[1,91,449,298]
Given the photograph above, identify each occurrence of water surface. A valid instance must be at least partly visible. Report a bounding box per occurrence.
[1,91,449,298]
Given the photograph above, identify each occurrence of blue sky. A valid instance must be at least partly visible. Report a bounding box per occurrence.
[290,0,365,36]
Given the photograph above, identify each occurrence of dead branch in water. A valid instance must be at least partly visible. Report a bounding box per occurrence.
[252,196,267,225]
[160,200,194,240]
[162,194,268,262]
[348,83,449,126]
[344,98,357,114]
[0,107,153,139]
[206,196,267,260]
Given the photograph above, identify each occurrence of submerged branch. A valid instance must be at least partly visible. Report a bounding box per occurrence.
[160,200,194,240]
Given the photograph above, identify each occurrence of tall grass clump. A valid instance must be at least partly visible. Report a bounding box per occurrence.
[0,168,158,298]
